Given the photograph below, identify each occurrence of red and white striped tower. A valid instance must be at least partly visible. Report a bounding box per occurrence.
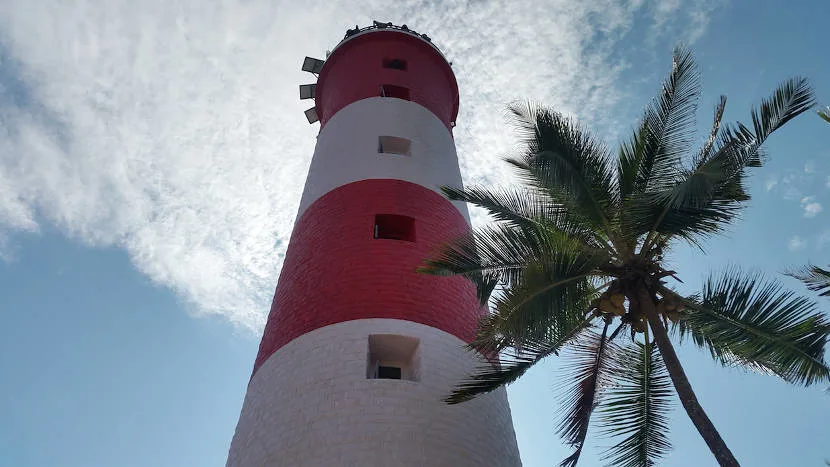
[227,22,522,466]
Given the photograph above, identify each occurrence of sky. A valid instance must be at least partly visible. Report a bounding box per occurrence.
[0,0,828,466]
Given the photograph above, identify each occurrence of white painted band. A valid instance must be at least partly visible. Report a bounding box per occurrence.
[227,319,522,467]
[296,97,470,224]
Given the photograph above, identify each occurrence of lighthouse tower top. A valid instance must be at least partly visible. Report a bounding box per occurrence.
[333,21,450,60]
[302,21,459,130]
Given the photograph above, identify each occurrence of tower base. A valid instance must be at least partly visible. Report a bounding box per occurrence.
[227,319,522,467]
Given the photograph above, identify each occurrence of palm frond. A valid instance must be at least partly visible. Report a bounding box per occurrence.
[506,102,617,238]
[634,78,814,250]
[694,95,727,166]
[819,107,830,124]
[440,185,609,251]
[643,141,750,246]
[557,322,625,467]
[421,220,609,307]
[617,121,649,202]
[787,264,830,297]
[749,76,815,148]
[441,185,554,226]
[419,223,549,305]
[445,318,591,404]
[599,341,673,467]
[674,269,830,385]
[618,46,700,199]
[628,160,746,251]
[480,261,601,350]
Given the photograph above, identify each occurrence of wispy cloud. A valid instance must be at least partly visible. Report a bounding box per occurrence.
[0,0,725,332]
[789,235,806,252]
[801,196,823,218]
[779,173,804,200]
[803,203,823,218]
[768,168,828,217]
[649,0,719,43]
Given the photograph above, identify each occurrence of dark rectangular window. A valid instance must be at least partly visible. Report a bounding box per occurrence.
[374,214,415,242]
[380,84,410,100]
[378,136,412,156]
[377,366,402,379]
[382,58,407,71]
[367,334,421,381]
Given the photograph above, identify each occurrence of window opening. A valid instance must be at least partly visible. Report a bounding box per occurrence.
[373,214,415,242]
[377,136,412,156]
[376,366,402,380]
[382,58,407,71]
[380,84,410,100]
[367,335,421,381]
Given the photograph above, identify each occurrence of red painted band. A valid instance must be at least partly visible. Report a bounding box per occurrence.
[253,179,482,375]
[315,31,459,131]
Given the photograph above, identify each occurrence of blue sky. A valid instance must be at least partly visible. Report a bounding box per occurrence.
[1,1,829,466]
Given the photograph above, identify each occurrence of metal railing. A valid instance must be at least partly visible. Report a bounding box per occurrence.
[331,21,446,59]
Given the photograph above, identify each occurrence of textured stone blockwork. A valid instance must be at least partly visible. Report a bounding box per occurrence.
[295,97,470,221]
[315,30,459,130]
[253,179,484,375]
[227,319,522,467]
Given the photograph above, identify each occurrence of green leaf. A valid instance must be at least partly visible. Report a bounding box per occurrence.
[694,95,727,166]
[481,261,599,351]
[505,102,617,238]
[441,185,554,227]
[633,78,815,249]
[749,76,815,146]
[445,318,590,404]
[420,220,609,309]
[440,185,608,252]
[599,341,673,467]
[633,141,750,248]
[676,269,830,385]
[557,324,617,467]
[818,107,830,124]
[419,224,547,305]
[618,46,699,200]
[786,264,830,297]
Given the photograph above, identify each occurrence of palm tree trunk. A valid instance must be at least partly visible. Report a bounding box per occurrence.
[636,286,740,467]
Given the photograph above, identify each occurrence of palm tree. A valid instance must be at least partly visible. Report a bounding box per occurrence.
[420,48,829,466]
[819,106,830,124]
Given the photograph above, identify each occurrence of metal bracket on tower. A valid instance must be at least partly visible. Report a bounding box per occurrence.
[301,57,325,75]
[304,107,319,124]
[299,84,316,100]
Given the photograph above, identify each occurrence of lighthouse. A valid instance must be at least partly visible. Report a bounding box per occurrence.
[226,22,522,466]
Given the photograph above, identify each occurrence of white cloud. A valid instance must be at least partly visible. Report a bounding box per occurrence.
[804,161,815,174]
[803,203,823,218]
[789,235,806,252]
[800,196,822,218]
[764,176,778,191]
[0,0,725,332]
[783,187,803,201]
[818,231,830,250]
[777,172,804,200]
[650,0,717,43]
